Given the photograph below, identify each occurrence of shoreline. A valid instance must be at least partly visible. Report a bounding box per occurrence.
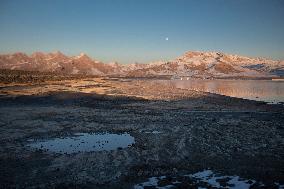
[0,73,283,188]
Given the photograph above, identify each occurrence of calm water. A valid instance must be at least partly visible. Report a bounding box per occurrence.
[28,132,135,154]
[169,79,284,104]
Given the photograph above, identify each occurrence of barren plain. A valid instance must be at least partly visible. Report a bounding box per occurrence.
[0,71,283,188]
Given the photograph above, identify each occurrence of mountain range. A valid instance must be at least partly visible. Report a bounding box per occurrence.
[0,51,283,78]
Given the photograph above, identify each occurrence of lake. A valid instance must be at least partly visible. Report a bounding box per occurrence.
[168,79,284,104]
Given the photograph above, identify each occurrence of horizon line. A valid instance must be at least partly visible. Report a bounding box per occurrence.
[0,49,283,64]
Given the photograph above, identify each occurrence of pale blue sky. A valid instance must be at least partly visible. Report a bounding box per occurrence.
[0,0,284,63]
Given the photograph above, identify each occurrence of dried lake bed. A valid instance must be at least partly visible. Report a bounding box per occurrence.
[0,76,284,188]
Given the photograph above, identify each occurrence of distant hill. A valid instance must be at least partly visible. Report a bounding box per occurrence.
[1,51,283,78]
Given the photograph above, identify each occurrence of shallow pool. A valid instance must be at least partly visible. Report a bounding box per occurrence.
[28,132,135,154]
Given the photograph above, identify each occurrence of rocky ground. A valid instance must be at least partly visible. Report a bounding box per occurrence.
[0,69,99,83]
[0,71,283,188]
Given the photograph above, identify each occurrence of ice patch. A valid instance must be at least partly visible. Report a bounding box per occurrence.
[134,176,174,189]
[190,170,254,189]
[134,169,283,189]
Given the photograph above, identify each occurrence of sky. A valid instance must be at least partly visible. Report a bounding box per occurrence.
[0,0,284,64]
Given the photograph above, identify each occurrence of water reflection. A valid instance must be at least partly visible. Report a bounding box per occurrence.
[168,79,284,104]
[28,132,135,154]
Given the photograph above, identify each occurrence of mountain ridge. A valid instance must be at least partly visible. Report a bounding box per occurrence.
[0,51,283,78]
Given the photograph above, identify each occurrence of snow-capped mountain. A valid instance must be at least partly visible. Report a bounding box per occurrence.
[125,51,284,78]
[0,51,283,78]
[0,51,115,75]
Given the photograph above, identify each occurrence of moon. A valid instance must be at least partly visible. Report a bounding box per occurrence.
[165,37,169,41]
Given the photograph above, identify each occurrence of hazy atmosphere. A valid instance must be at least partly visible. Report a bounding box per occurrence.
[0,0,284,63]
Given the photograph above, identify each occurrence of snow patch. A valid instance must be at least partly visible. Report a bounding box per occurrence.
[134,169,284,189]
